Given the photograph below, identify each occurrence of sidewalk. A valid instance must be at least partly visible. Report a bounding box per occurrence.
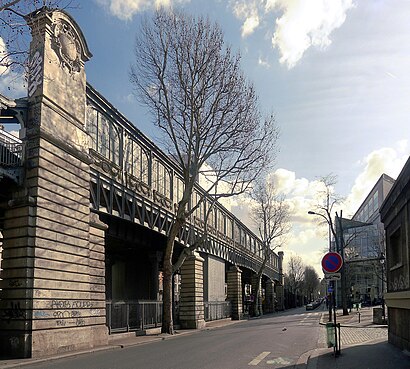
[308,307,410,369]
[0,319,242,369]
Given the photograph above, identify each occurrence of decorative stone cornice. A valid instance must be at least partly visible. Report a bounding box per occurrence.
[26,125,92,165]
[152,190,172,210]
[125,172,151,198]
[89,149,120,179]
[89,212,108,231]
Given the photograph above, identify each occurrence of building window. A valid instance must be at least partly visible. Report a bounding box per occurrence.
[240,230,246,247]
[173,176,184,204]
[152,158,171,198]
[389,227,402,269]
[373,191,379,212]
[123,135,149,183]
[86,106,120,165]
[234,222,240,244]
[193,191,204,221]
[226,218,233,239]
[218,213,225,234]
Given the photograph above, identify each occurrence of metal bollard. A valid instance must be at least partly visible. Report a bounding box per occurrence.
[357,312,361,323]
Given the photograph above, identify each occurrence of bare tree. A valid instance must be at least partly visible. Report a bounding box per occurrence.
[309,174,353,315]
[250,177,290,316]
[0,1,74,77]
[303,266,319,302]
[130,9,278,334]
[286,255,305,307]
[311,174,343,245]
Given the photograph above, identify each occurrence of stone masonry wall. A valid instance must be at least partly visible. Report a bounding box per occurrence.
[0,9,108,358]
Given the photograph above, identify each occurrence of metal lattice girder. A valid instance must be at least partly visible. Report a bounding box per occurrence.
[90,171,279,281]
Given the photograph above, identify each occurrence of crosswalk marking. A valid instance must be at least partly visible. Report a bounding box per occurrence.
[248,351,270,366]
[298,312,320,326]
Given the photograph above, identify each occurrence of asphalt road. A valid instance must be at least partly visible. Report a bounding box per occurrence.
[25,307,322,369]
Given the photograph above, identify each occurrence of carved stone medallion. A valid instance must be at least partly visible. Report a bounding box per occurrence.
[51,19,81,74]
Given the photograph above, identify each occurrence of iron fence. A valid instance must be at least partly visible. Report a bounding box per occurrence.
[106,300,230,333]
[106,300,163,334]
[204,301,231,321]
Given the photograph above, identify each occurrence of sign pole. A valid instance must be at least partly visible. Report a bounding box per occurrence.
[333,283,340,356]
[322,252,343,356]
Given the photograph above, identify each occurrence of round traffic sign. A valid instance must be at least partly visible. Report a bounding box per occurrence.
[322,252,343,273]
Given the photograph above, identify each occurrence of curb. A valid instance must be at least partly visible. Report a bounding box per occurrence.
[296,349,315,368]
[0,345,121,369]
[305,348,323,369]
[0,319,244,368]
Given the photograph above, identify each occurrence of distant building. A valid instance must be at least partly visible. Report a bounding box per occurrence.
[335,174,394,308]
[380,156,410,352]
[352,174,395,225]
[345,174,394,305]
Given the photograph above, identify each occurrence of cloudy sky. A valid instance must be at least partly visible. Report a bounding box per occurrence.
[1,0,409,274]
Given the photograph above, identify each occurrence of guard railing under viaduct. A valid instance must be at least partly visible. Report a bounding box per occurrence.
[106,300,232,334]
[0,129,24,184]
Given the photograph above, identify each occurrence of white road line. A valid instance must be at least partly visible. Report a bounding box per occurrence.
[248,351,270,366]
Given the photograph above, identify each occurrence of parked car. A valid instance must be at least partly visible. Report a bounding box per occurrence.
[306,300,321,311]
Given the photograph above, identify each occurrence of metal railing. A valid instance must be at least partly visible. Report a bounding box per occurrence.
[204,301,231,322]
[0,141,24,167]
[106,300,163,334]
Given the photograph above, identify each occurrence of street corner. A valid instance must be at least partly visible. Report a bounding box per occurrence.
[305,348,330,369]
[296,348,318,369]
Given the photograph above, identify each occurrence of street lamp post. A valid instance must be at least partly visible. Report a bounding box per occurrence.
[308,210,333,322]
[336,211,349,316]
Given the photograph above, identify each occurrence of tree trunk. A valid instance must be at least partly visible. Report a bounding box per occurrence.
[161,218,184,334]
[162,256,174,334]
[253,255,268,316]
[253,274,263,316]
[341,265,349,315]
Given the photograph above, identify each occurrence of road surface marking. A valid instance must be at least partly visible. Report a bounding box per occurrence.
[248,351,270,366]
[266,357,293,365]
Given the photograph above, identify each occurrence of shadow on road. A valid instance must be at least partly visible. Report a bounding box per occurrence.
[313,340,410,369]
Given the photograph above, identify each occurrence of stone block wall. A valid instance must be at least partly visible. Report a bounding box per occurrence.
[388,306,410,351]
[0,9,108,358]
[227,265,243,320]
[179,252,205,329]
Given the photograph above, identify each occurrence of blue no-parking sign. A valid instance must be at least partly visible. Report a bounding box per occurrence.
[322,252,343,273]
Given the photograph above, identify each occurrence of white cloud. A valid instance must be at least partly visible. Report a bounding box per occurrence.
[0,71,26,98]
[0,37,10,75]
[242,15,260,38]
[0,36,26,97]
[230,0,354,68]
[226,143,409,272]
[271,0,354,68]
[226,167,331,271]
[345,141,410,214]
[96,0,189,20]
[258,56,270,68]
[231,1,260,37]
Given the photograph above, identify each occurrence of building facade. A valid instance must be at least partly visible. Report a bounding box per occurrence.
[380,156,410,352]
[341,174,394,307]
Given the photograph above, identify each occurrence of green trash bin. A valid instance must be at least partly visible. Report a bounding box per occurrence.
[326,323,335,348]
